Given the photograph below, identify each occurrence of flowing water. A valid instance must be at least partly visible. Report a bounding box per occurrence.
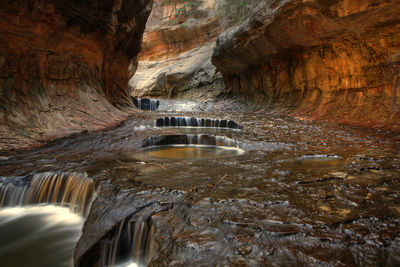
[0,99,399,266]
[0,172,94,216]
[154,117,242,129]
[0,172,94,267]
[132,97,160,111]
[0,205,83,267]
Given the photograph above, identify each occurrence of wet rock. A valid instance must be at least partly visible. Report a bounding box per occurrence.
[0,0,152,150]
[74,181,185,266]
[237,245,252,256]
[212,0,400,132]
[151,195,400,266]
[0,175,32,186]
[330,172,348,179]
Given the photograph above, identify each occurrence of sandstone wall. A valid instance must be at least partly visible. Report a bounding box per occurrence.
[212,0,400,131]
[139,0,220,61]
[129,0,226,99]
[0,0,152,150]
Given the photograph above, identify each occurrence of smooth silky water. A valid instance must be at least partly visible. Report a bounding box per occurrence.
[0,205,83,267]
[0,172,94,267]
[0,100,399,265]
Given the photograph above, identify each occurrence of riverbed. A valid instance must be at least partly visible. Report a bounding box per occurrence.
[1,99,399,266]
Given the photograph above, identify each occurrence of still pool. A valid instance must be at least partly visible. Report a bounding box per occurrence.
[143,144,245,160]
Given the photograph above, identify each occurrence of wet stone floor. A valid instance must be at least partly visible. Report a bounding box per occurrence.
[1,99,400,266]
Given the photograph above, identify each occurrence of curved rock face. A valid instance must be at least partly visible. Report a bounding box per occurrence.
[0,0,152,150]
[129,0,225,99]
[140,0,221,61]
[130,43,224,98]
[212,0,400,131]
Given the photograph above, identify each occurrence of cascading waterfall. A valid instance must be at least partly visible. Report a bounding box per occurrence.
[102,217,156,267]
[155,116,242,129]
[0,172,95,266]
[142,134,242,148]
[132,97,160,111]
[0,172,94,216]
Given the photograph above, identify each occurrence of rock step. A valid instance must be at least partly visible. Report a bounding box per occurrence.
[155,117,242,129]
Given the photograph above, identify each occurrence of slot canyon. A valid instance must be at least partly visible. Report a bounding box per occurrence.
[0,0,399,266]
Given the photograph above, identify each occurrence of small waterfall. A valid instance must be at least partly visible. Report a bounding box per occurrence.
[142,134,242,149]
[102,217,155,267]
[132,97,159,111]
[0,172,94,216]
[155,117,242,129]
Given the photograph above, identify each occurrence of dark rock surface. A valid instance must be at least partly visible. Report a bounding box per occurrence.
[0,101,399,266]
[74,181,184,266]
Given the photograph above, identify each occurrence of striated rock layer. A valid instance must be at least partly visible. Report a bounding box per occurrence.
[140,0,221,61]
[130,43,224,98]
[212,0,400,132]
[129,0,225,99]
[0,0,152,150]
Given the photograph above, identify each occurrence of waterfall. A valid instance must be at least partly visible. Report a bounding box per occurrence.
[142,134,242,149]
[132,97,159,111]
[155,117,242,129]
[0,172,95,216]
[102,217,155,267]
[150,100,158,111]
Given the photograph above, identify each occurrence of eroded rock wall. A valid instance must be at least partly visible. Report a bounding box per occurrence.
[129,0,225,99]
[0,0,152,150]
[140,0,220,61]
[130,43,224,98]
[212,0,400,131]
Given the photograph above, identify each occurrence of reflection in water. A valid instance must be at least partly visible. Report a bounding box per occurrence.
[144,145,244,159]
[0,205,83,267]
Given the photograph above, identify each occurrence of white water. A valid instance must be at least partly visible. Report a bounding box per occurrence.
[0,172,94,216]
[0,172,95,266]
[0,205,83,267]
[102,217,156,267]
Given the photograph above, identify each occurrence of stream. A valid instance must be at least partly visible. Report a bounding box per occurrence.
[0,99,400,266]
